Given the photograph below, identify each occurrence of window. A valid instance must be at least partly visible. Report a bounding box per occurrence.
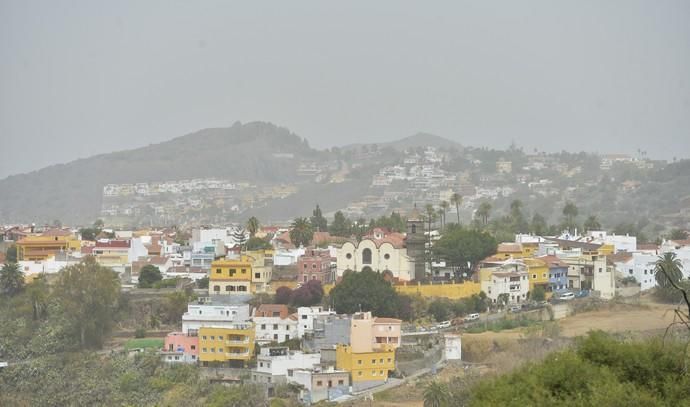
[338,379,344,385]
[303,264,308,269]
[210,336,215,340]
[238,286,247,292]
[285,335,290,340]
[273,324,278,330]
[372,371,377,376]
[191,345,196,350]
[301,315,307,319]
[532,274,536,279]
[273,334,278,340]
[346,253,352,259]
[225,286,232,292]
[260,362,263,367]
[312,264,317,269]
[229,268,236,276]
[303,275,308,282]
[380,358,384,363]
[261,324,266,330]
[202,336,207,340]
[599,268,603,273]
[317,380,323,386]
[255,273,260,279]
[380,370,384,375]
[358,371,362,376]
[387,358,392,363]
[372,359,376,364]
[384,253,390,260]
[411,224,416,234]
[202,348,207,353]
[362,248,372,264]
[216,268,221,274]
[211,348,215,353]
[357,359,362,365]
[241,268,247,274]
[213,285,220,292]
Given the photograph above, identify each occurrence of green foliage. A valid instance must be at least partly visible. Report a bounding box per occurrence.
[330,270,401,317]
[290,280,324,307]
[5,245,17,263]
[0,262,24,295]
[655,252,684,289]
[329,210,352,236]
[530,285,546,302]
[139,265,163,288]
[52,257,121,349]
[246,216,260,237]
[0,351,267,406]
[669,228,688,240]
[290,217,314,248]
[246,236,272,250]
[464,332,690,406]
[583,215,602,232]
[196,276,209,289]
[152,278,179,289]
[373,211,407,233]
[310,204,328,232]
[134,327,147,338]
[432,225,497,275]
[124,338,164,350]
[424,381,452,407]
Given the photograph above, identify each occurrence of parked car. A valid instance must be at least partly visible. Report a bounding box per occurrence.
[508,305,521,313]
[464,313,480,322]
[559,292,575,300]
[575,290,589,298]
[436,320,452,329]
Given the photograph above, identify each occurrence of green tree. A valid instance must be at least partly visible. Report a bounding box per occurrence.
[0,262,24,295]
[669,228,688,241]
[310,204,328,232]
[138,265,162,288]
[197,276,209,289]
[428,299,453,322]
[654,252,683,289]
[246,216,260,237]
[531,285,546,302]
[439,200,450,230]
[93,219,105,229]
[530,213,548,236]
[496,293,510,308]
[26,276,49,320]
[583,215,602,232]
[509,199,527,233]
[330,270,400,317]
[423,381,451,407]
[246,237,272,250]
[432,226,497,278]
[6,245,17,263]
[451,193,462,224]
[52,257,120,348]
[290,217,314,248]
[329,211,351,237]
[562,201,579,232]
[476,202,492,226]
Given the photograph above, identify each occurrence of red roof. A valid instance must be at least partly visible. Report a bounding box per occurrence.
[255,304,289,318]
[538,255,568,268]
[95,240,130,248]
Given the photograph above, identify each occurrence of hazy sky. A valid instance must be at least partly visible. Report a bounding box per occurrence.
[1,1,689,179]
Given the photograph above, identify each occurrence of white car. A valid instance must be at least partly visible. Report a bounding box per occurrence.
[559,292,575,301]
[436,320,452,329]
[464,313,480,322]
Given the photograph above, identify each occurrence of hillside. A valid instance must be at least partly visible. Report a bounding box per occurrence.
[0,122,319,224]
[342,132,463,152]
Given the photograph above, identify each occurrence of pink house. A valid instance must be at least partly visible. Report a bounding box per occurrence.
[162,332,199,364]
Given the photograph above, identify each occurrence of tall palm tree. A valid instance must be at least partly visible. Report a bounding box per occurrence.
[476,202,492,226]
[583,215,601,232]
[562,201,578,232]
[655,252,683,289]
[0,262,24,296]
[450,193,462,224]
[423,381,451,407]
[439,201,449,230]
[246,216,260,237]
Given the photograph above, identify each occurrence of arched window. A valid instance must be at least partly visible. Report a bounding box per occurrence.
[213,285,220,292]
[238,285,247,292]
[229,285,236,291]
[362,248,372,264]
[411,224,416,234]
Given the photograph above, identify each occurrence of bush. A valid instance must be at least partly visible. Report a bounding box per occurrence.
[134,327,147,338]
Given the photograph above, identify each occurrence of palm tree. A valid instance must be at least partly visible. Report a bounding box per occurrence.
[562,201,578,232]
[655,252,683,289]
[439,201,449,230]
[423,381,451,407]
[0,262,24,296]
[290,217,314,248]
[246,216,260,237]
[451,193,462,224]
[655,252,689,316]
[476,202,492,226]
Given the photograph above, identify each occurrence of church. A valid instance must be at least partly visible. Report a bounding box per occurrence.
[335,210,426,282]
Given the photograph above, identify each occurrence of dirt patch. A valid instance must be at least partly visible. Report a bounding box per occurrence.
[558,302,678,337]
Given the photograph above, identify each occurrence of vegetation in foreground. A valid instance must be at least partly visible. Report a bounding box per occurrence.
[423,331,690,407]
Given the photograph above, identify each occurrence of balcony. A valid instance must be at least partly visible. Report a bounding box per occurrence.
[226,338,249,345]
[225,351,250,358]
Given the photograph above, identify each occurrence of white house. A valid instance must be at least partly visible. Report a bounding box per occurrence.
[297,306,335,338]
[181,297,251,335]
[287,366,350,404]
[254,315,298,344]
[444,334,462,361]
[254,347,321,383]
[613,252,659,291]
[479,259,530,305]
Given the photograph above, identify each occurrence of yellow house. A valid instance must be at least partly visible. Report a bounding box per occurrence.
[245,249,274,293]
[336,344,395,387]
[209,256,253,295]
[523,258,549,292]
[198,324,255,367]
[598,244,615,256]
[17,235,81,261]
